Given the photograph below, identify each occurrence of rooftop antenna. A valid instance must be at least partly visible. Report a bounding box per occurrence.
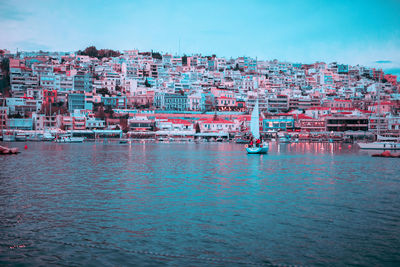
[178,38,181,56]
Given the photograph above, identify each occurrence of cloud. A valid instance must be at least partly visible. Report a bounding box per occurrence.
[0,2,31,22]
[375,60,392,64]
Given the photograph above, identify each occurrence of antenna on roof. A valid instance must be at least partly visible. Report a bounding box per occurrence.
[178,38,181,56]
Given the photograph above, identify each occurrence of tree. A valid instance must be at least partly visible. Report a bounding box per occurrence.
[82,46,98,58]
[97,88,110,96]
[182,55,188,66]
[152,52,162,60]
[144,79,151,88]
[0,58,10,96]
[104,105,114,118]
[213,112,218,121]
[78,46,120,59]
[195,122,201,133]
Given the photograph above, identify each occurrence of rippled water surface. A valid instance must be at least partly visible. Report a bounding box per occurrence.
[1,142,400,266]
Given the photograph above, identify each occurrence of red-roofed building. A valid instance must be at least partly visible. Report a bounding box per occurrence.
[384,74,397,86]
[156,118,194,131]
[198,118,237,133]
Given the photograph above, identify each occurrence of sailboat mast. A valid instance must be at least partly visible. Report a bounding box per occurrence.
[377,69,381,138]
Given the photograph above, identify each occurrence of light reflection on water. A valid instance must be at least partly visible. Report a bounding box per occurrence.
[0,142,400,266]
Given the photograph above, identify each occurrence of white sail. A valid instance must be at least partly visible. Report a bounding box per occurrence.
[250,99,260,139]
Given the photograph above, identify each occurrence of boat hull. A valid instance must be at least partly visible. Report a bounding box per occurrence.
[55,137,85,143]
[358,142,400,150]
[246,146,269,154]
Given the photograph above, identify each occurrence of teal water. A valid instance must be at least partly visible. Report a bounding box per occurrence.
[1,142,400,266]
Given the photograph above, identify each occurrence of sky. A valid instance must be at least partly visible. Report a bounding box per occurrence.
[1,0,400,74]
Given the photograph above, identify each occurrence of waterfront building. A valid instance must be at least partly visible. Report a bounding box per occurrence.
[86,118,106,129]
[263,115,295,132]
[297,114,326,132]
[198,118,236,133]
[325,115,369,132]
[7,118,33,130]
[33,114,59,130]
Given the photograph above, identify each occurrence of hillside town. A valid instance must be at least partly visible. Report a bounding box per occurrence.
[1,47,400,142]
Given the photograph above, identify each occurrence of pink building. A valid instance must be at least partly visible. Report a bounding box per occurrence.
[210,88,234,98]
[368,102,395,114]
[323,99,353,109]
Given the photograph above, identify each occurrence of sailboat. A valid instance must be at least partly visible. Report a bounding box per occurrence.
[245,99,269,154]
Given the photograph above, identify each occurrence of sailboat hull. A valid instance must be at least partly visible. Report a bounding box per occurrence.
[246,146,269,154]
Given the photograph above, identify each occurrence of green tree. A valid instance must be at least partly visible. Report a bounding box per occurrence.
[152,52,162,60]
[97,88,110,96]
[82,46,98,58]
[144,79,151,88]
[182,55,188,66]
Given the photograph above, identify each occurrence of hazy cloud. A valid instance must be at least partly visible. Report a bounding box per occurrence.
[0,2,31,21]
[375,60,393,64]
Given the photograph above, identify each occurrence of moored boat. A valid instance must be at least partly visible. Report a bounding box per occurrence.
[357,142,400,150]
[55,135,85,143]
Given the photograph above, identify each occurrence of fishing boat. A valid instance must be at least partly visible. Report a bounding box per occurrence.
[245,99,268,154]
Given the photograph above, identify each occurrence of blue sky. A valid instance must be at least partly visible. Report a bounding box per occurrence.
[1,0,400,74]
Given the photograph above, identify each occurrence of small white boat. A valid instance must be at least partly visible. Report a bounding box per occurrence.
[357,142,400,150]
[55,135,85,143]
